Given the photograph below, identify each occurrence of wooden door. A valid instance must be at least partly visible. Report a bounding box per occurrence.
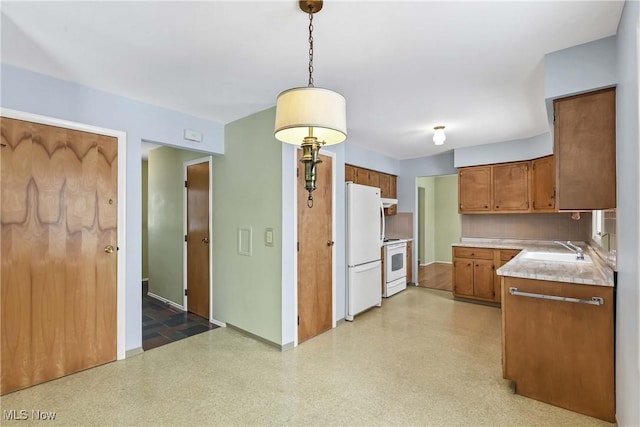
[473,259,495,299]
[1,117,117,394]
[531,156,556,211]
[458,166,491,212]
[297,151,332,343]
[492,162,529,211]
[186,161,210,319]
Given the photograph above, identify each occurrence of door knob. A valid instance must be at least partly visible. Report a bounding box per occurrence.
[327,240,334,246]
[104,245,115,254]
[202,237,209,244]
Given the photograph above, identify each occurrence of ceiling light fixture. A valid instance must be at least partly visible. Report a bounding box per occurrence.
[274,0,347,208]
[433,126,446,145]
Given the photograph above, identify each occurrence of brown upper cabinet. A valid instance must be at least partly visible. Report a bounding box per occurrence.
[531,155,556,211]
[492,161,529,212]
[459,156,555,214]
[554,88,616,210]
[345,164,398,215]
[458,166,492,213]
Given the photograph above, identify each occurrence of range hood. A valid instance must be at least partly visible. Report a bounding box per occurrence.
[381,198,398,208]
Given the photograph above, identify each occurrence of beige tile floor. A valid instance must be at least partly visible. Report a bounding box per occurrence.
[1,287,613,426]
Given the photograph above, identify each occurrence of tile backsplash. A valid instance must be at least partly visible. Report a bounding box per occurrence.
[461,213,590,241]
[385,212,413,239]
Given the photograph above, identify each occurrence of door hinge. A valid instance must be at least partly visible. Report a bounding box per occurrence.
[185,289,188,296]
[185,235,188,242]
[492,265,495,270]
[297,316,300,325]
[297,242,300,252]
[185,180,188,188]
[297,168,299,178]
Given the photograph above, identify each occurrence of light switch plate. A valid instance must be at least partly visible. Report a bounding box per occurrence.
[265,228,274,247]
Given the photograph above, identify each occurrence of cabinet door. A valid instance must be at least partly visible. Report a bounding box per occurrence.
[458,166,491,212]
[368,170,380,188]
[453,259,474,297]
[379,174,390,198]
[406,241,412,284]
[492,162,530,211]
[345,164,358,183]
[531,156,556,211]
[554,88,616,210]
[473,259,495,299]
[389,175,397,199]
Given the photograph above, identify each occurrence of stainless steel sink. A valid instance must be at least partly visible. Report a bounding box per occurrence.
[522,251,592,263]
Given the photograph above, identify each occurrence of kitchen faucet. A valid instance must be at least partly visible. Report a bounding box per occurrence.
[554,241,584,260]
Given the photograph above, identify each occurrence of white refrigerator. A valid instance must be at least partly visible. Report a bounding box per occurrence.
[345,182,384,321]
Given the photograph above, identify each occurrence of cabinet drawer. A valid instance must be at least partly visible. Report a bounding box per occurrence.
[500,249,521,261]
[453,247,494,260]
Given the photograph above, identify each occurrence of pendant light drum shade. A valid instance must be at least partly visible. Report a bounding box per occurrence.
[275,87,347,145]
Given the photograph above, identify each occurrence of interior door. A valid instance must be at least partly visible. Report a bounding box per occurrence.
[297,151,332,343]
[186,161,210,319]
[1,117,117,394]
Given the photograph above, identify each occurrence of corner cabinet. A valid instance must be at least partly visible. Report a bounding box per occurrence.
[531,155,556,212]
[554,88,616,210]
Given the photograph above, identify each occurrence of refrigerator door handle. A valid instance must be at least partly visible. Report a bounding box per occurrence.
[380,201,385,246]
[352,260,381,273]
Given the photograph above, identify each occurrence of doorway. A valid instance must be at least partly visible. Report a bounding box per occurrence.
[141,147,216,351]
[416,174,460,291]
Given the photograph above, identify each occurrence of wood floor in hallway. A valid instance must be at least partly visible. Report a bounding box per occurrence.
[418,262,453,291]
[1,287,612,426]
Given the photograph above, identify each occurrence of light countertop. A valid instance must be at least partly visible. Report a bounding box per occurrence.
[453,238,614,287]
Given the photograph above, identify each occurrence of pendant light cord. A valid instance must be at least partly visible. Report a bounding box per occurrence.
[307,7,314,87]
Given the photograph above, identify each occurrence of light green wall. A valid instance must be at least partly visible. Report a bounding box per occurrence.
[148,146,204,305]
[212,108,282,344]
[142,160,149,280]
[417,177,435,264]
[434,175,461,263]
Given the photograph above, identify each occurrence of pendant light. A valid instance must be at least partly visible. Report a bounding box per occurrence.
[274,0,347,208]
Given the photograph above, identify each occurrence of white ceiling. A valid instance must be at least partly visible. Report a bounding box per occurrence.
[1,1,624,160]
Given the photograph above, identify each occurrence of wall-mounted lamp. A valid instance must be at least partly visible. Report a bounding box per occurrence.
[433,126,446,145]
[274,0,347,208]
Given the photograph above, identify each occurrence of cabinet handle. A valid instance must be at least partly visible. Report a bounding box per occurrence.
[484,205,488,208]
[496,205,499,208]
[508,287,604,306]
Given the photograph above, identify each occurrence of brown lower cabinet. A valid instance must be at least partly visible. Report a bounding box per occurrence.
[453,247,521,304]
[452,247,497,302]
[502,276,614,422]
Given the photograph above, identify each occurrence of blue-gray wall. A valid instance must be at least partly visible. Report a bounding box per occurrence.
[1,63,225,351]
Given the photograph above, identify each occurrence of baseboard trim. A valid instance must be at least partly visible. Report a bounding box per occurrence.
[125,347,144,358]
[420,261,453,266]
[226,323,292,352]
[147,292,185,311]
[210,318,226,328]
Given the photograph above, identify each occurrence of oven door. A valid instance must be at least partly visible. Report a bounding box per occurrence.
[385,243,407,283]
